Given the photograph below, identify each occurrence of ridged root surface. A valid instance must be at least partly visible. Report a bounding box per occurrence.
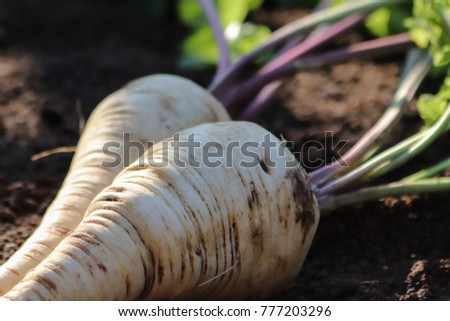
[0,74,229,295]
[4,122,319,300]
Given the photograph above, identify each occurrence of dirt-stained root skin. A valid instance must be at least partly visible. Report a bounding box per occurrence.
[0,75,229,296]
[3,122,319,300]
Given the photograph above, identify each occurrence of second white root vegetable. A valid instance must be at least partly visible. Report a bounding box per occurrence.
[0,74,229,295]
[4,121,319,300]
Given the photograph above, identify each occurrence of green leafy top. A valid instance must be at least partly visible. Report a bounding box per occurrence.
[405,0,450,67]
[365,5,411,37]
[178,0,271,69]
[417,72,450,127]
[405,0,450,126]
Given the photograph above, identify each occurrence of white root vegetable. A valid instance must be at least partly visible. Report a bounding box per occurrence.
[0,74,229,295]
[3,121,319,300]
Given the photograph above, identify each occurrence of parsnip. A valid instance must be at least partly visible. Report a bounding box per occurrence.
[0,74,229,295]
[3,122,319,300]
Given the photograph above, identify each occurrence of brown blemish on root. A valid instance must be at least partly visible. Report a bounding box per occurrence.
[286,168,317,241]
[187,151,197,167]
[185,242,195,271]
[180,254,186,281]
[87,264,94,276]
[139,250,155,299]
[203,254,208,276]
[108,214,154,300]
[23,253,40,263]
[251,226,264,251]
[159,95,175,111]
[98,263,108,273]
[247,181,260,210]
[228,225,235,265]
[98,195,124,204]
[213,194,220,207]
[127,165,144,171]
[6,267,20,276]
[247,182,264,250]
[47,259,69,276]
[32,289,46,301]
[86,218,109,228]
[95,212,120,225]
[169,259,174,276]
[49,266,63,277]
[69,239,94,258]
[251,227,261,242]
[237,172,247,189]
[230,218,240,265]
[92,204,123,213]
[157,261,164,283]
[259,158,270,174]
[55,226,70,235]
[125,275,131,298]
[247,198,253,210]
[219,218,227,269]
[30,275,57,293]
[108,186,125,193]
[70,231,100,246]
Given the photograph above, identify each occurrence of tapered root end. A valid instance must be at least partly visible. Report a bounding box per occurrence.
[3,210,152,301]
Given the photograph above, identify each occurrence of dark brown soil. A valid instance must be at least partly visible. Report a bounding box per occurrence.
[0,0,449,300]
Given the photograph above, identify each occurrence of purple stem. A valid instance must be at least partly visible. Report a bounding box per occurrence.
[222,64,295,114]
[237,81,283,120]
[260,14,365,75]
[296,33,412,68]
[310,45,430,188]
[237,0,331,120]
[223,14,365,112]
[208,0,389,97]
[236,37,307,120]
[308,35,415,183]
[239,33,413,120]
[198,0,231,84]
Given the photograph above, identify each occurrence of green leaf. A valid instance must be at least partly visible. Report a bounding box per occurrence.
[180,22,271,69]
[218,0,252,26]
[418,94,448,126]
[407,25,431,47]
[178,0,270,69]
[180,26,218,69]
[406,0,450,70]
[366,7,392,37]
[178,0,206,27]
[417,69,450,128]
[229,23,272,60]
[248,0,264,10]
[218,0,246,26]
[366,6,411,37]
[179,0,265,28]
[433,44,450,66]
